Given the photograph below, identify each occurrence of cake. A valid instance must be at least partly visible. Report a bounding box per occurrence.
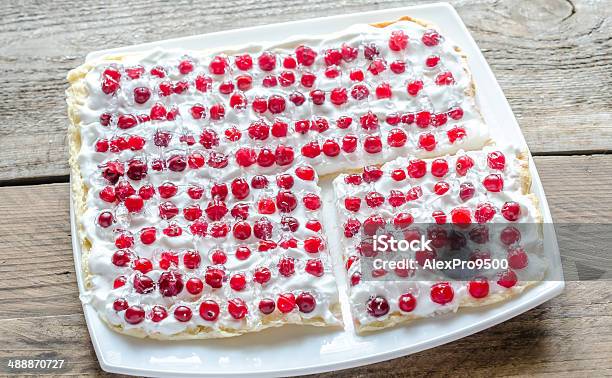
[332,147,544,331]
[66,16,540,338]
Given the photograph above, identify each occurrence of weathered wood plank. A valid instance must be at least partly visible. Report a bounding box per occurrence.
[0,283,609,376]
[0,0,610,182]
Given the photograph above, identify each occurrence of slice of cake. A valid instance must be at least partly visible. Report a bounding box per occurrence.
[332,147,545,332]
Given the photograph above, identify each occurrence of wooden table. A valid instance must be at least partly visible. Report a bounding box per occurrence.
[1,0,610,376]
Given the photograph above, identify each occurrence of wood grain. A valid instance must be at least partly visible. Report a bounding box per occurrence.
[0,0,610,182]
[0,154,610,375]
[0,283,608,377]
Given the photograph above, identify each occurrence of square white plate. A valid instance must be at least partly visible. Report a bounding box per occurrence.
[71,3,564,376]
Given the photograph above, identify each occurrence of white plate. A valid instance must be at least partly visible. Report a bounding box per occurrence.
[71,3,564,376]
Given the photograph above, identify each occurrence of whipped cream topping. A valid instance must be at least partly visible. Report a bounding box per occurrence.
[77,19,489,183]
[70,18,498,336]
[81,162,341,335]
[332,146,545,327]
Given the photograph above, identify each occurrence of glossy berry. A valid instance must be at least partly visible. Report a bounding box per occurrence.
[422,30,441,46]
[133,274,155,294]
[301,141,321,158]
[275,145,295,166]
[363,135,382,154]
[364,191,384,208]
[183,250,201,269]
[235,246,251,261]
[113,298,129,312]
[501,202,521,222]
[199,300,220,321]
[500,226,521,245]
[330,87,348,105]
[173,306,192,322]
[133,87,151,104]
[230,273,247,291]
[210,249,227,265]
[253,267,271,285]
[391,169,406,181]
[205,268,225,289]
[344,197,361,212]
[432,210,447,224]
[508,247,529,269]
[295,166,316,181]
[376,83,392,99]
[268,95,286,114]
[407,80,424,96]
[497,269,518,288]
[351,84,369,100]
[456,155,475,176]
[425,55,440,67]
[349,69,364,81]
[235,54,253,70]
[310,90,325,105]
[258,51,276,71]
[303,194,321,210]
[301,72,316,87]
[133,258,153,274]
[236,74,253,91]
[158,271,184,296]
[387,128,407,147]
[276,174,294,189]
[186,277,204,295]
[295,45,317,66]
[98,211,113,228]
[368,58,386,75]
[231,178,250,200]
[468,278,490,298]
[488,151,506,170]
[407,159,427,178]
[236,147,257,167]
[483,174,504,192]
[296,292,316,313]
[228,298,248,319]
[459,182,475,202]
[418,133,436,151]
[431,159,449,177]
[305,259,324,277]
[388,190,406,207]
[124,195,144,213]
[262,75,278,87]
[430,282,454,304]
[278,256,295,277]
[451,207,472,226]
[436,71,455,85]
[390,60,406,74]
[124,306,145,324]
[150,306,168,322]
[277,85,300,104]
[389,30,408,51]
[398,293,417,312]
[209,55,228,75]
[366,296,389,317]
[277,293,296,313]
[362,166,383,183]
[258,299,276,315]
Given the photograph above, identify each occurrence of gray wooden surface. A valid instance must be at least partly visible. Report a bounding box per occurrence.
[0,0,611,376]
